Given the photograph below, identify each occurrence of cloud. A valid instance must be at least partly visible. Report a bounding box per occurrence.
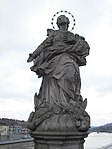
[80,1,112,98]
[0,97,34,120]
[0,0,112,126]
[0,49,42,101]
[81,88,112,126]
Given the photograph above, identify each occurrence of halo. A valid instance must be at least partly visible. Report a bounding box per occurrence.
[51,10,75,31]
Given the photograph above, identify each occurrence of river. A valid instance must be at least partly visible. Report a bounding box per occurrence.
[84,132,112,149]
[0,132,112,149]
[0,141,34,149]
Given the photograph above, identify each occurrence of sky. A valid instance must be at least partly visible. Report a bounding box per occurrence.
[0,0,112,126]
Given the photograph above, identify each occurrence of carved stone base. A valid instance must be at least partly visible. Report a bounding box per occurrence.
[30,131,89,149]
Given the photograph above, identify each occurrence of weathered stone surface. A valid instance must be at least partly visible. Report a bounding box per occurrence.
[31,131,88,149]
[27,14,90,149]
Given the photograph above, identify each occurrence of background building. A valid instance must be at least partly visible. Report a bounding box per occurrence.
[0,118,30,141]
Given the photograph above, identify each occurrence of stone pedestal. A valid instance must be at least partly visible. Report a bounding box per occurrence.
[30,131,89,149]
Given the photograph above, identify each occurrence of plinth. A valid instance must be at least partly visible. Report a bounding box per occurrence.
[27,94,90,149]
[30,131,89,149]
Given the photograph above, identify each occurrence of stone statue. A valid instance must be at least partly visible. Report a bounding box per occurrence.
[27,13,90,149]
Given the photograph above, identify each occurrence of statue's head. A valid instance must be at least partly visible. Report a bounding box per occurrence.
[56,15,70,29]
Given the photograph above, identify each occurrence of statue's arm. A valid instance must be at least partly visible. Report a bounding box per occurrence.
[27,45,43,63]
[27,35,53,62]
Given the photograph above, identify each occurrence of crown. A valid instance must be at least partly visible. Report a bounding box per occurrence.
[51,10,75,31]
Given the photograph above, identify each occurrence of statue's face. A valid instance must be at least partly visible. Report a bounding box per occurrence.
[57,15,69,31]
[59,23,68,31]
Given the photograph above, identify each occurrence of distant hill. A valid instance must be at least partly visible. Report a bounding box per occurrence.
[0,118,26,126]
[90,123,112,133]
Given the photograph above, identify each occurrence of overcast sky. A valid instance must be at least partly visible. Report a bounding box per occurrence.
[0,0,112,126]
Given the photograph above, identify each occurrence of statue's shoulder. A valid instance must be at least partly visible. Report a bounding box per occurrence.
[74,33,85,40]
[47,29,58,37]
[75,33,90,50]
[67,31,75,36]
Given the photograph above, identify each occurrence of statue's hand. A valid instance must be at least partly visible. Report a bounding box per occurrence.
[63,35,68,43]
[63,35,76,44]
[27,53,34,62]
